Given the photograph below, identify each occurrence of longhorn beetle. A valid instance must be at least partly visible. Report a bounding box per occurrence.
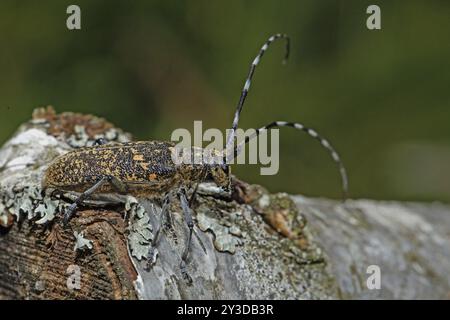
[43,34,348,281]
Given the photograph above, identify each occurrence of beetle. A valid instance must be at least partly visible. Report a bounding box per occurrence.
[43,34,348,280]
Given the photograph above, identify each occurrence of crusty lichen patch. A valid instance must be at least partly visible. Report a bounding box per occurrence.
[197,211,242,253]
[0,185,68,226]
[73,231,93,251]
[183,192,335,299]
[0,124,70,227]
[0,107,132,231]
[232,180,311,248]
[31,106,132,143]
[125,196,153,260]
[256,192,307,238]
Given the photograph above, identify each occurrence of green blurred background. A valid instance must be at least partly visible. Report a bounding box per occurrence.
[0,1,449,201]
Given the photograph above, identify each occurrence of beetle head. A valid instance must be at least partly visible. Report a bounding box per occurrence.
[209,163,231,193]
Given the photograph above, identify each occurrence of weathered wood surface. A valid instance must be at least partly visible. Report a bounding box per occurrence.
[295,197,450,299]
[1,108,449,300]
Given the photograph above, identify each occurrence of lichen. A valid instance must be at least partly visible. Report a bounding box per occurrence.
[34,280,46,293]
[73,231,93,251]
[66,125,90,148]
[0,108,134,231]
[0,110,152,267]
[125,196,153,260]
[192,194,333,299]
[251,191,308,242]
[197,212,242,254]
[0,185,68,225]
[66,125,131,148]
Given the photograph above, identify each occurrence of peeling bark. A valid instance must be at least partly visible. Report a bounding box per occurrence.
[1,107,449,300]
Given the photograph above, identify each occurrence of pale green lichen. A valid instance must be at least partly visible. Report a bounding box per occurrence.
[35,197,61,224]
[66,125,90,148]
[66,124,131,149]
[125,196,153,260]
[188,193,334,299]
[0,185,68,225]
[197,211,242,254]
[0,116,132,230]
[73,231,93,251]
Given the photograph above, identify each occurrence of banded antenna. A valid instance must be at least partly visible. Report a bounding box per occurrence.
[224,34,348,199]
[225,34,290,158]
[233,121,349,199]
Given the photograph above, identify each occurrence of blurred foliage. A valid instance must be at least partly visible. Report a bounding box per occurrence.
[0,0,449,201]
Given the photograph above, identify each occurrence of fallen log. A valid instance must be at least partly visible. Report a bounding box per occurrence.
[0,107,449,299]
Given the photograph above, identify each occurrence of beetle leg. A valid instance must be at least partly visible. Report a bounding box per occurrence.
[109,176,128,194]
[188,169,208,207]
[178,187,194,283]
[62,175,118,225]
[146,192,172,270]
[188,183,200,207]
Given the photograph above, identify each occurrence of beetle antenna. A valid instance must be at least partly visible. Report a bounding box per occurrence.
[225,34,290,160]
[233,121,349,200]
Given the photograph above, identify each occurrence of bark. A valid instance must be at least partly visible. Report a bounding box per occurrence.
[1,107,449,300]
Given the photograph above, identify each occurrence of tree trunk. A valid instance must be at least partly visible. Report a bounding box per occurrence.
[1,107,449,299]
